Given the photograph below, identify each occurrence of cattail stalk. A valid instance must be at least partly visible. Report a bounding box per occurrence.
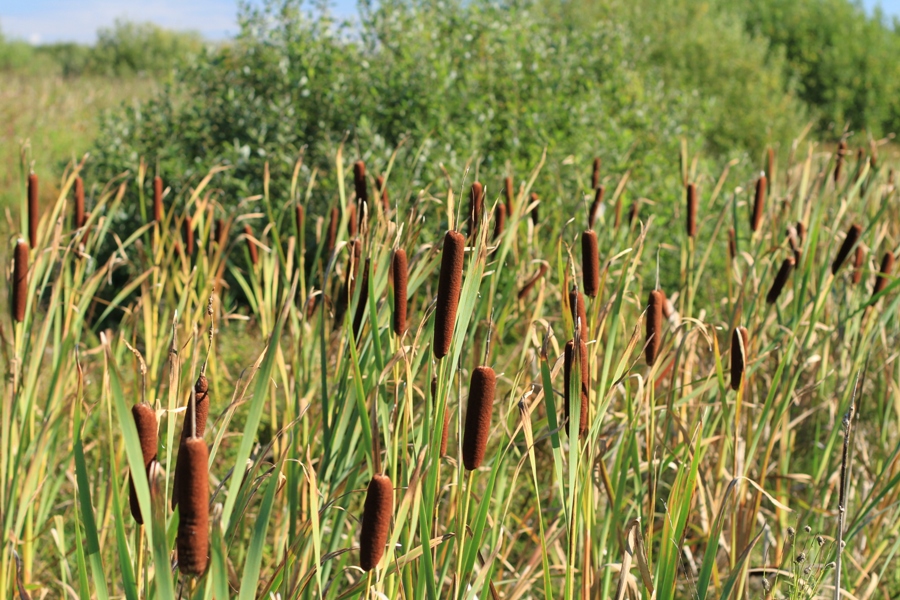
[872,252,894,298]
[12,240,28,323]
[175,437,209,576]
[582,230,600,297]
[153,175,164,223]
[564,339,589,438]
[359,474,393,571]
[463,366,496,470]
[646,290,663,366]
[469,182,484,237]
[730,327,749,391]
[751,175,766,232]
[832,224,863,275]
[129,403,158,524]
[686,183,697,237]
[27,172,38,249]
[589,187,604,229]
[392,249,408,336]
[570,286,588,338]
[767,257,795,304]
[433,231,465,359]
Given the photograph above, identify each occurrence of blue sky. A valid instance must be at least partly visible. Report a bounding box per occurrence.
[2,0,899,44]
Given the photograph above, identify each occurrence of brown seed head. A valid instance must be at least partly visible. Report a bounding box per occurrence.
[730,326,749,391]
[244,224,259,265]
[530,192,540,226]
[433,230,465,359]
[215,219,227,247]
[570,286,588,338]
[589,186,605,229]
[173,376,210,509]
[686,183,698,237]
[326,207,339,256]
[582,230,600,297]
[646,290,664,366]
[728,227,737,262]
[392,249,408,336]
[564,339,590,438]
[153,176,164,223]
[354,161,368,209]
[504,176,515,215]
[518,263,549,300]
[463,366,496,470]
[469,182,484,237]
[872,252,894,297]
[352,258,370,337]
[346,203,358,238]
[74,176,86,229]
[751,175,766,232]
[852,246,865,285]
[12,240,28,323]
[629,199,640,226]
[129,402,158,524]
[493,203,506,240]
[376,175,389,212]
[27,173,39,249]
[175,438,209,576]
[592,157,601,190]
[767,257,795,304]
[832,224,863,275]
[359,474,393,571]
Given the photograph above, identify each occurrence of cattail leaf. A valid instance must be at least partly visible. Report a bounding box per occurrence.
[717,529,765,600]
[73,437,111,600]
[238,464,282,600]
[110,459,139,600]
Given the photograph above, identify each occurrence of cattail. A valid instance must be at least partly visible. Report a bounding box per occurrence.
[570,286,588,338]
[352,259,370,337]
[295,204,304,236]
[592,157,601,190]
[504,176,515,215]
[530,192,539,226]
[433,231,465,359]
[582,230,600,297]
[376,175,389,212]
[463,366,496,470]
[518,263,548,300]
[347,203,358,238]
[628,200,640,226]
[766,257,795,304]
[353,160,368,211]
[80,213,93,245]
[767,147,775,180]
[686,182,698,237]
[589,186,604,229]
[392,249,408,336]
[728,227,737,261]
[872,252,894,297]
[153,176,164,223]
[645,290,663,366]
[27,172,38,249]
[796,222,806,246]
[214,219,227,247]
[564,339,589,438]
[12,240,28,323]
[183,216,194,256]
[834,141,848,183]
[129,402,158,524]
[175,437,209,576]
[359,474,393,571]
[832,224,863,275]
[751,175,766,232]
[730,326,749,391]
[852,246,865,285]
[469,182,484,237]
[74,176,86,229]
[173,376,210,509]
[493,203,506,240]
[244,224,259,265]
[326,207,339,256]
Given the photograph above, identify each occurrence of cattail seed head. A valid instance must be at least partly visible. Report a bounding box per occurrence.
[129,402,158,524]
[353,161,368,209]
[832,224,863,275]
[570,286,588,338]
[629,199,640,226]
[730,326,749,391]
[433,230,465,359]
[564,339,590,438]
[12,240,28,323]
[493,203,506,241]
[686,183,698,237]
[244,224,259,265]
[582,230,600,298]
[346,203,358,238]
[27,173,39,249]
[376,175,389,212]
[728,228,737,261]
[518,263,548,300]
[502,176,514,216]
[153,176,164,223]
[392,249,408,336]
[530,192,539,226]
[74,176,86,229]
[183,216,194,256]
[175,438,209,576]
[592,157,601,190]
[359,474,393,571]
[852,246,865,285]
[326,207,339,256]
[469,182,484,237]
[872,252,894,297]
[463,366,496,470]
[750,175,766,233]
[214,219,227,247]
[173,376,210,509]
[646,290,664,366]
[589,186,604,229]
[352,258,370,337]
[767,257,795,304]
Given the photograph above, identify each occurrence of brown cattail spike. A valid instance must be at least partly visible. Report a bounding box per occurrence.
[589,186,604,229]
[12,240,28,323]
[628,199,640,226]
[582,230,600,298]
[751,175,766,232]
[74,176,86,229]
[347,203,358,238]
[352,259,370,337]
[244,224,259,265]
[359,474,393,571]
[852,246,865,285]
[730,327,750,391]
[129,403,158,524]
[463,366,496,470]
[728,228,737,262]
[646,290,664,366]
[570,286,588,338]
[27,173,38,249]
[326,207,339,256]
[493,203,506,241]
[433,231,465,359]
[872,252,894,298]
[832,224,863,275]
[529,192,540,226]
[175,438,209,576]
[376,175,389,212]
[214,219,226,247]
[469,182,484,237]
[153,176,164,223]
[504,176,515,215]
[354,161,368,211]
[592,157,601,190]
[564,339,590,438]
[767,257,795,304]
[173,376,210,509]
[392,249,408,336]
[686,183,698,238]
[518,263,549,300]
